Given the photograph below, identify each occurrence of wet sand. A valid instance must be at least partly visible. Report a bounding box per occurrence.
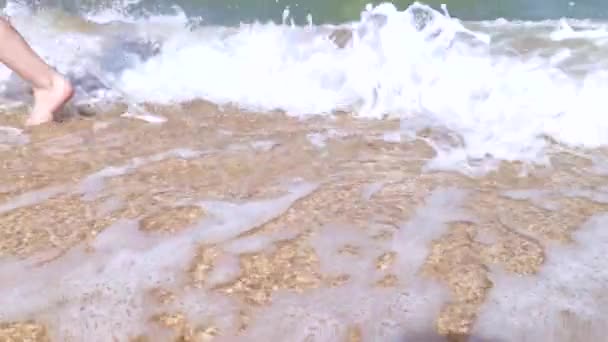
[0,102,607,341]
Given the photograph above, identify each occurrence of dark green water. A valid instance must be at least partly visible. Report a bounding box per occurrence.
[63,0,608,24]
[179,0,608,24]
[16,0,608,24]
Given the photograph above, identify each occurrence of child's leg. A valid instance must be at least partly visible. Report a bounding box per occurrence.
[0,17,73,125]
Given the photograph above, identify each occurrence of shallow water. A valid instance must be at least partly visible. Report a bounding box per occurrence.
[0,106,604,341]
[1,1,608,341]
[21,0,608,23]
[4,1,608,171]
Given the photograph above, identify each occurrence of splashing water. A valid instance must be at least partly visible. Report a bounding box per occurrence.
[3,1,608,172]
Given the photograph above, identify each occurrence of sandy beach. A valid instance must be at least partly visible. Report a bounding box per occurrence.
[0,102,605,341]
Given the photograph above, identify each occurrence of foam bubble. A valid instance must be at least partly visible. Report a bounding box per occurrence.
[121,111,167,123]
[0,181,318,340]
[382,131,401,143]
[203,252,242,289]
[391,187,471,272]
[238,282,448,342]
[6,2,608,170]
[307,129,348,148]
[0,126,28,148]
[254,187,469,341]
[361,182,384,201]
[311,224,383,282]
[106,2,608,171]
[195,182,317,244]
[0,220,169,340]
[473,213,608,341]
[249,140,279,151]
[550,19,608,41]
[307,132,329,148]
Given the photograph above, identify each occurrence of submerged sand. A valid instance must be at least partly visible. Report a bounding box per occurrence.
[0,102,606,341]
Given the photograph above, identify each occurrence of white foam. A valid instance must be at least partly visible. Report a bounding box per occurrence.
[203,253,242,289]
[121,111,167,124]
[392,187,471,273]
[307,129,347,148]
[6,2,608,170]
[0,220,172,340]
[249,140,279,151]
[0,148,204,215]
[0,126,28,148]
[108,3,608,170]
[311,224,384,282]
[233,188,468,341]
[96,196,125,217]
[473,213,608,341]
[502,189,561,210]
[563,186,608,203]
[79,148,202,200]
[307,132,328,148]
[238,282,447,342]
[361,182,384,200]
[195,182,317,244]
[382,131,401,143]
[0,185,67,214]
[550,19,608,41]
[0,181,318,340]
[201,229,300,289]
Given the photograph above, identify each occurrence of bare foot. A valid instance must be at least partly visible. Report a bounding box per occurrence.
[26,74,74,126]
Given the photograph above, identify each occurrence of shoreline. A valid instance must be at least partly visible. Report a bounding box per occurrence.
[0,104,606,341]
